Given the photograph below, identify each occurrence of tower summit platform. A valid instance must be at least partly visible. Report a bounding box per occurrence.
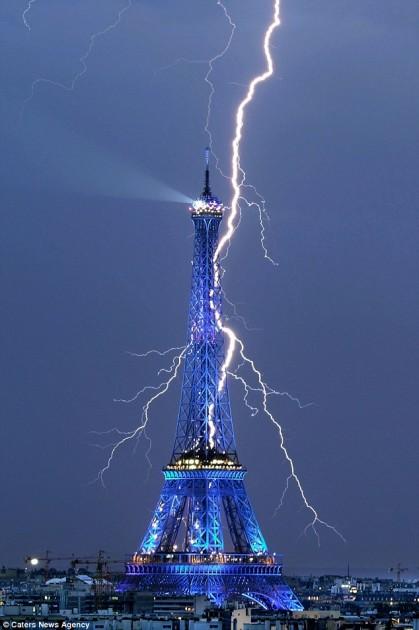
[121,154,302,611]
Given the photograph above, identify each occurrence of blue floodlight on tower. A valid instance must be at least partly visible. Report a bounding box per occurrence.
[121,152,302,611]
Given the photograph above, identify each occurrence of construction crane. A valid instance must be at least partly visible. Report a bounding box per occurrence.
[25,550,124,585]
[70,550,125,611]
[389,563,408,582]
[24,551,80,581]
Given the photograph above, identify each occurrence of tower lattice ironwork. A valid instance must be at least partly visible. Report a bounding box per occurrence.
[121,153,302,611]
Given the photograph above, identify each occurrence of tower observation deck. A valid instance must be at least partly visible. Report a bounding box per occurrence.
[121,153,302,611]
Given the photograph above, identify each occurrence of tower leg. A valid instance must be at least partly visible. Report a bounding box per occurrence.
[222,479,268,554]
[140,480,185,554]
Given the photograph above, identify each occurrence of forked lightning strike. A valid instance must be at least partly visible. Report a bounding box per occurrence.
[210,0,344,543]
[20,0,133,121]
[93,345,188,487]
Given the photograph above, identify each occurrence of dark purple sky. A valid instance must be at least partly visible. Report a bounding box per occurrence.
[1,1,418,577]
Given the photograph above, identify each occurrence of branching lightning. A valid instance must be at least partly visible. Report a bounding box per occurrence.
[93,345,188,487]
[209,0,345,544]
[228,363,313,412]
[20,0,133,121]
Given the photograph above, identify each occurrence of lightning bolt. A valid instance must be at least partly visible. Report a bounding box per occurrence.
[204,2,278,266]
[203,1,236,167]
[211,0,345,544]
[214,0,281,265]
[20,0,133,121]
[22,0,37,31]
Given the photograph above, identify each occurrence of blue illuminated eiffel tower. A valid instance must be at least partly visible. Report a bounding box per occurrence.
[122,153,302,611]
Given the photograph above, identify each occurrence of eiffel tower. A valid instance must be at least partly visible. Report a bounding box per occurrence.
[122,153,302,611]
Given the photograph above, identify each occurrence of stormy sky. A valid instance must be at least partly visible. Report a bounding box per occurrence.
[1,1,418,576]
